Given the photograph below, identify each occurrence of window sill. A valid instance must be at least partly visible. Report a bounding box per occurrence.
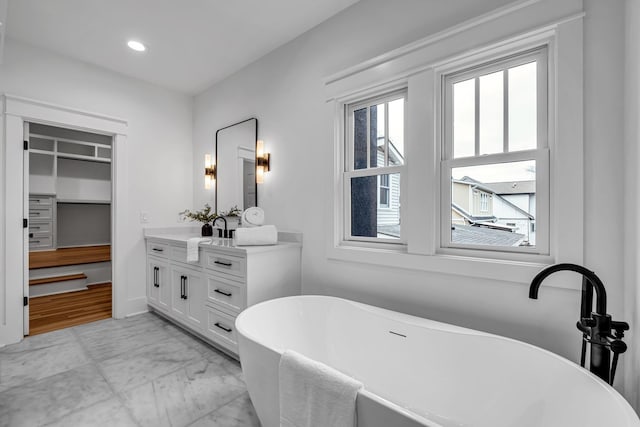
[326,243,576,290]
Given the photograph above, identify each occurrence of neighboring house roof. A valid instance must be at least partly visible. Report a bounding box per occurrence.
[376,137,404,165]
[451,224,525,247]
[454,176,534,220]
[483,180,535,195]
[451,203,497,223]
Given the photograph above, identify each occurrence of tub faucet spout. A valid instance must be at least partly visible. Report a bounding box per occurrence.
[529,263,629,385]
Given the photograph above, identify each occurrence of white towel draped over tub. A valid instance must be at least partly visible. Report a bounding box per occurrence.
[234,225,278,246]
[186,237,210,262]
[279,350,363,427]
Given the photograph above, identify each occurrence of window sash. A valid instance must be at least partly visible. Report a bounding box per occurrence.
[346,89,406,172]
[443,47,548,160]
[440,148,549,254]
[343,165,405,243]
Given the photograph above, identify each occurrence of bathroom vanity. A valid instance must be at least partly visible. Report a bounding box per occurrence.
[144,229,301,357]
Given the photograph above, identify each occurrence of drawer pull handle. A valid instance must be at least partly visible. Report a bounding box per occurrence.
[30,226,41,229]
[32,212,41,215]
[214,322,232,333]
[214,289,232,297]
[152,248,164,252]
[31,240,41,243]
[214,260,232,267]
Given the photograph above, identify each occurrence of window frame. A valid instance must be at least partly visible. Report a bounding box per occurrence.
[439,47,550,255]
[344,89,407,245]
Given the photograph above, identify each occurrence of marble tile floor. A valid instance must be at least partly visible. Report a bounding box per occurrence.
[0,312,261,427]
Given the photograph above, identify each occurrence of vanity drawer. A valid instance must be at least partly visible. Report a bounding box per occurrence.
[29,221,52,233]
[206,275,245,314]
[29,195,54,207]
[171,245,202,266]
[29,207,53,220]
[147,241,170,258]
[204,306,238,352]
[203,251,246,279]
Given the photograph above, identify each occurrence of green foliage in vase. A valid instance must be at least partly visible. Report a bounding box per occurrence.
[220,205,242,217]
[182,204,218,224]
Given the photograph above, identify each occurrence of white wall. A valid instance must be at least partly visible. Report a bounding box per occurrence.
[0,39,194,320]
[624,0,640,410]
[193,0,634,400]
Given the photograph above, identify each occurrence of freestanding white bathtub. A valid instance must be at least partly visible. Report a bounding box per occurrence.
[235,295,640,427]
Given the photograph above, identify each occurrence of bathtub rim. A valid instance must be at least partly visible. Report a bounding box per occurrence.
[235,294,638,425]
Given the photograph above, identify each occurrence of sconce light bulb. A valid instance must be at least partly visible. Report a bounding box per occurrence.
[256,140,264,157]
[256,166,264,184]
[205,154,212,168]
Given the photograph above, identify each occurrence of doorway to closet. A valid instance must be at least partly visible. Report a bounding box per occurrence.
[26,123,112,335]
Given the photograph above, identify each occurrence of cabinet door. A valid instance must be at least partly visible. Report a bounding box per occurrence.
[147,257,170,312]
[147,258,161,307]
[170,265,205,330]
[184,270,205,330]
[171,267,188,319]
[157,262,171,311]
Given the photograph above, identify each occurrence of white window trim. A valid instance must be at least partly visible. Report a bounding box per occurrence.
[325,2,584,288]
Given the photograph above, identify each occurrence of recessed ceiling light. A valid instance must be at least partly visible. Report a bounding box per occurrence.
[127,40,146,52]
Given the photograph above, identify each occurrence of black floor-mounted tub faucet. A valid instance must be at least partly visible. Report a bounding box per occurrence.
[529,263,629,385]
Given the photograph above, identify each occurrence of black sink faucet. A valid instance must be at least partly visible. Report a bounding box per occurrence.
[529,263,629,385]
[212,216,228,238]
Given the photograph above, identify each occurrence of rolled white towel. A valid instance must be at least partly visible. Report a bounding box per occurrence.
[234,225,277,246]
[241,207,265,228]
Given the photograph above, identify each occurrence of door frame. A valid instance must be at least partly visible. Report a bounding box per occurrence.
[1,94,128,344]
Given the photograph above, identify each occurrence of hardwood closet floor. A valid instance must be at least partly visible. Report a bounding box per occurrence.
[28,283,112,336]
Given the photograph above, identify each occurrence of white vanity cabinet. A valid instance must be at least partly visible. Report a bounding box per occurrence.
[145,234,301,357]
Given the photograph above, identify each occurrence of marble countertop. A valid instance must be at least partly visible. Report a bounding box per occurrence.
[144,226,301,254]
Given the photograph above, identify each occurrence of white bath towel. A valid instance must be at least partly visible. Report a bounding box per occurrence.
[234,225,278,246]
[186,237,211,262]
[279,350,362,427]
[241,207,265,227]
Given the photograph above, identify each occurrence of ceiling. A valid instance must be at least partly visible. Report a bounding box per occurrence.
[4,0,359,94]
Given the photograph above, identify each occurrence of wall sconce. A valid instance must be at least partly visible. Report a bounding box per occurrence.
[204,154,216,189]
[256,140,270,184]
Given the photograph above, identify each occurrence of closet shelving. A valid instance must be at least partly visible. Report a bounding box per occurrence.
[29,133,112,164]
[29,131,112,204]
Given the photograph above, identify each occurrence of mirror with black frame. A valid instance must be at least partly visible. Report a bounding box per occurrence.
[215,118,258,213]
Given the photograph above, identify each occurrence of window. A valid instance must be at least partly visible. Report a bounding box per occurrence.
[379,174,390,208]
[345,90,406,242]
[479,192,489,213]
[442,48,548,253]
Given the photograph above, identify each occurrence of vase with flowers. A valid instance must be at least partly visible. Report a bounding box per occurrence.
[182,204,218,236]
